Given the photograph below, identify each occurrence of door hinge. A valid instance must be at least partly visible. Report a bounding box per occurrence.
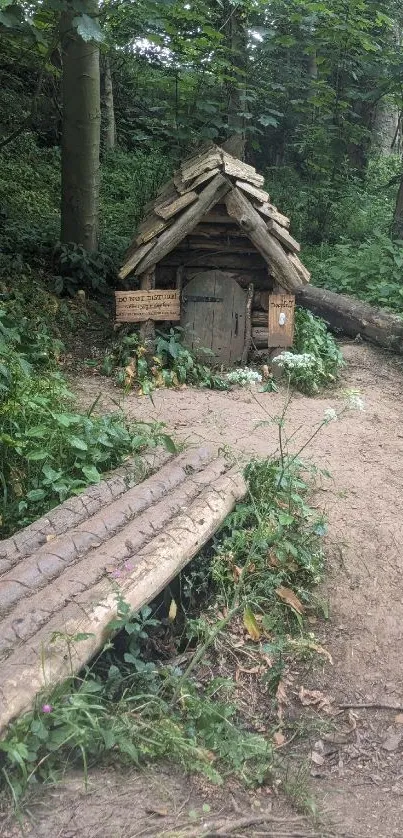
[183,295,223,303]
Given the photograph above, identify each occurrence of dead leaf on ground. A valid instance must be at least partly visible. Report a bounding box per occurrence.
[299,686,333,713]
[273,731,285,747]
[124,358,137,388]
[306,641,333,664]
[243,606,261,641]
[276,680,289,705]
[236,665,262,679]
[288,637,333,664]
[145,807,168,817]
[261,651,273,668]
[276,586,305,615]
[395,714,403,725]
[267,551,279,568]
[310,750,325,766]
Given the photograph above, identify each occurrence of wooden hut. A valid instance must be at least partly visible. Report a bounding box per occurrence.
[117,143,311,364]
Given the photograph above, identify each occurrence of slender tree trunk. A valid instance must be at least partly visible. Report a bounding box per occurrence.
[372,99,400,156]
[102,56,116,151]
[60,2,101,250]
[392,172,403,239]
[222,1,247,159]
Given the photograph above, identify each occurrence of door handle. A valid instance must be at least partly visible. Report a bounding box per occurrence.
[235,313,239,336]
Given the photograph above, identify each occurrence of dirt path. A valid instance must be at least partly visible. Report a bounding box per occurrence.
[3,342,403,837]
[74,342,403,836]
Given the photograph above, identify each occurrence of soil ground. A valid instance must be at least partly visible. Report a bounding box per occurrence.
[2,341,403,837]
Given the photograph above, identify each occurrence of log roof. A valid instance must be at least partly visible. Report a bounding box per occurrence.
[119,143,310,292]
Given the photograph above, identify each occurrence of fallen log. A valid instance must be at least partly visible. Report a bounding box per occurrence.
[0,450,246,734]
[296,285,403,353]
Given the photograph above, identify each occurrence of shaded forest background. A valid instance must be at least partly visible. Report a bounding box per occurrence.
[1,0,403,311]
[0,0,403,539]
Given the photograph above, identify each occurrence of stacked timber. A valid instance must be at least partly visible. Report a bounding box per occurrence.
[119,143,311,295]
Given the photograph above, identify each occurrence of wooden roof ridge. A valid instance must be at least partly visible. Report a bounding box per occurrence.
[118,145,311,289]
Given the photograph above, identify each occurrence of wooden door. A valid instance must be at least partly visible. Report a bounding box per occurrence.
[181,271,246,364]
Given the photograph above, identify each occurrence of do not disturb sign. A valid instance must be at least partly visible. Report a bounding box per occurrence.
[268,294,295,347]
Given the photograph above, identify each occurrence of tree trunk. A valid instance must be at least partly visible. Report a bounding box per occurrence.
[296,284,403,353]
[102,56,116,151]
[372,99,400,156]
[392,172,403,239]
[222,1,247,159]
[60,3,101,250]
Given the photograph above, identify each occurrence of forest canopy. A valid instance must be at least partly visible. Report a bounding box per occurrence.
[1,0,403,301]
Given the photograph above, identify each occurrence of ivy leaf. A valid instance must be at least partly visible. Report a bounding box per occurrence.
[72,14,104,43]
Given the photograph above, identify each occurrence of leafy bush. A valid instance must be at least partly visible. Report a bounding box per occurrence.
[52,243,117,297]
[266,156,399,246]
[0,301,173,536]
[0,136,60,259]
[306,232,403,314]
[211,457,325,622]
[100,148,173,263]
[102,328,228,394]
[0,139,172,272]
[273,308,344,395]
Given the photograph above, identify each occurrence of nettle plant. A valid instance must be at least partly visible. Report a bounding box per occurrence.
[273,308,344,395]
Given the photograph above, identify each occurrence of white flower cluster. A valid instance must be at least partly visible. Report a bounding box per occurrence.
[226,367,263,386]
[273,351,317,370]
[324,407,338,422]
[348,393,365,411]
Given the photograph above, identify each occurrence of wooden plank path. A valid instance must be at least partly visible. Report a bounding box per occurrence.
[0,447,246,735]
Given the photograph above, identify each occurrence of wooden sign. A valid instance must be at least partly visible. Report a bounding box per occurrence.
[268,294,295,347]
[115,290,180,323]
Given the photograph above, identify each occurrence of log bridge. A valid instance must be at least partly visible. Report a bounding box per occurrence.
[0,447,246,736]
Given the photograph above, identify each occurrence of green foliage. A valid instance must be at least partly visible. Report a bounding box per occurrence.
[52,243,117,297]
[101,328,228,394]
[271,308,344,396]
[283,308,345,395]
[0,136,60,259]
[0,295,174,536]
[210,457,325,623]
[0,618,272,802]
[0,437,330,806]
[307,233,403,313]
[100,148,173,263]
[267,156,400,246]
[0,138,171,273]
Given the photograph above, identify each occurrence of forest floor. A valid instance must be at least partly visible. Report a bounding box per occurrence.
[3,341,403,838]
